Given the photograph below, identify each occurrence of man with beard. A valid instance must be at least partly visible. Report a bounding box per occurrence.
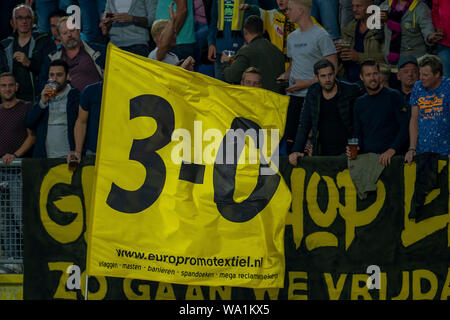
[38,16,106,93]
[0,72,35,164]
[349,59,409,166]
[26,59,80,158]
[289,59,363,165]
[276,0,337,154]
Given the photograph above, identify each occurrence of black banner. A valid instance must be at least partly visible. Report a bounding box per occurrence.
[22,156,450,300]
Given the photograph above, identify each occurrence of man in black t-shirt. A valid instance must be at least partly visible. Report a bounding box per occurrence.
[289,58,363,166]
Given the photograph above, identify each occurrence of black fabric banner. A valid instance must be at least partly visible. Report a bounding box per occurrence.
[22,156,450,300]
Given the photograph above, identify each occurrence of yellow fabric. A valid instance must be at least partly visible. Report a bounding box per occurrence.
[218,0,246,31]
[86,44,291,288]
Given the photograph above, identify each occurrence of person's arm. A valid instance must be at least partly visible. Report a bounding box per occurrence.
[325,53,338,75]
[418,3,441,45]
[286,51,337,93]
[286,77,317,93]
[156,3,176,61]
[207,0,218,62]
[292,91,314,153]
[222,52,249,84]
[25,84,54,130]
[173,0,188,34]
[68,106,88,164]
[277,64,291,82]
[405,105,419,164]
[347,99,362,158]
[380,93,409,166]
[2,129,36,164]
[389,92,410,151]
[112,13,149,28]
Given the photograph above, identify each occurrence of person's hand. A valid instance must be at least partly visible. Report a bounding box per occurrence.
[380,10,388,23]
[168,1,175,22]
[112,13,133,23]
[276,72,289,83]
[100,15,113,34]
[304,142,313,156]
[334,40,343,54]
[181,56,195,71]
[379,148,396,166]
[289,152,304,166]
[220,51,231,63]
[428,32,444,43]
[67,151,81,165]
[405,149,416,165]
[340,48,359,62]
[40,84,54,105]
[25,0,34,6]
[208,45,217,62]
[13,52,30,67]
[239,4,250,10]
[2,153,16,164]
[286,78,309,93]
[346,145,360,159]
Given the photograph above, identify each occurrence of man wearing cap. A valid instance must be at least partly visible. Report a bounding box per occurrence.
[397,55,419,105]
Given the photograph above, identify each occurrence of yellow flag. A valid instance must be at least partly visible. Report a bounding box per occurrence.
[86,44,291,288]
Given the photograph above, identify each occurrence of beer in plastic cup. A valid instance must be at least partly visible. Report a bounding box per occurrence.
[223,50,236,65]
[68,154,78,172]
[46,80,57,99]
[348,138,359,160]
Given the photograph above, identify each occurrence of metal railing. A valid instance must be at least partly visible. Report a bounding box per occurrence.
[0,160,23,273]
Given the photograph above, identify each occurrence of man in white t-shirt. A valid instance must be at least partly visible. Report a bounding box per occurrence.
[277,0,337,154]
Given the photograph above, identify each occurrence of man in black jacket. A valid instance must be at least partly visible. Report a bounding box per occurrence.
[0,4,54,103]
[289,58,363,166]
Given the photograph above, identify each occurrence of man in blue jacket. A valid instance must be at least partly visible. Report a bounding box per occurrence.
[26,59,80,158]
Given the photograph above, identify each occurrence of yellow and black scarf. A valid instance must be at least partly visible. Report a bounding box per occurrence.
[217,0,245,38]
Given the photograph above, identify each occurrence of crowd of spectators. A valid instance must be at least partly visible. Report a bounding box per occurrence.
[0,0,449,170]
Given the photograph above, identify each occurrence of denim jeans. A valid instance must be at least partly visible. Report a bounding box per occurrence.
[35,0,74,33]
[437,44,450,78]
[312,0,340,40]
[78,0,106,43]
